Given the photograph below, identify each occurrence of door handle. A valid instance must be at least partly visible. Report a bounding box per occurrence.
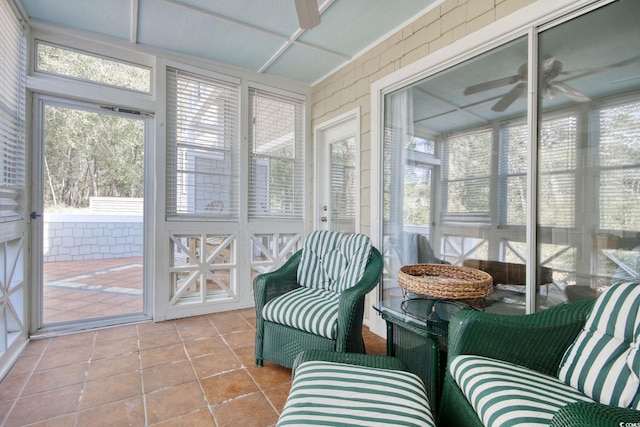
[30,211,42,220]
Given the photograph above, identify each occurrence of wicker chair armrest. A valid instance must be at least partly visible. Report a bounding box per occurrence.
[447,298,595,375]
[292,350,408,379]
[253,250,302,310]
[550,401,640,427]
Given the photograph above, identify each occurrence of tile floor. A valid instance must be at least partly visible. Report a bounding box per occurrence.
[43,258,143,324]
[0,309,387,427]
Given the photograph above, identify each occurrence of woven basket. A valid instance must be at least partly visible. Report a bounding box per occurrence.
[397,264,494,300]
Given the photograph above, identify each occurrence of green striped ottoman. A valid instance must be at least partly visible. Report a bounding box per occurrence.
[277,360,436,427]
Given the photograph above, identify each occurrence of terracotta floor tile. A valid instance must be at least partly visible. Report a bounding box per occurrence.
[137,320,176,335]
[21,339,49,357]
[232,346,258,367]
[209,312,253,334]
[140,343,187,369]
[36,346,92,371]
[3,384,83,427]
[174,315,214,329]
[211,391,279,427]
[191,350,242,379]
[0,373,28,402]
[76,396,145,427]
[27,413,77,427]
[5,355,39,378]
[177,324,220,341]
[221,329,255,350]
[200,369,259,405]
[0,400,15,425]
[23,362,88,396]
[150,409,215,426]
[139,329,182,351]
[263,382,292,414]
[81,371,142,409]
[145,381,207,425]
[246,362,292,390]
[183,335,228,358]
[92,336,139,359]
[95,324,139,342]
[44,331,95,352]
[142,360,196,393]
[87,352,140,381]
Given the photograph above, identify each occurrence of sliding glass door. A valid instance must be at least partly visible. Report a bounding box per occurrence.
[380,0,640,314]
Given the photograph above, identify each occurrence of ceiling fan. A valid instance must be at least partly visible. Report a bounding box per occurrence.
[464,57,590,112]
[293,0,321,29]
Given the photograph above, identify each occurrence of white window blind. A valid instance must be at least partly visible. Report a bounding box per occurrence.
[443,130,492,215]
[166,68,240,219]
[595,100,640,231]
[537,114,577,228]
[248,88,304,219]
[0,2,26,223]
[500,123,528,226]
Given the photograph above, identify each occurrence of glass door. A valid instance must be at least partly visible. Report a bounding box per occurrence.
[316,110,359,233]
[36,97,148,328]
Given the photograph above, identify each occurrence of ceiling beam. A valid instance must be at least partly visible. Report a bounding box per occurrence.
[130,0,139,44]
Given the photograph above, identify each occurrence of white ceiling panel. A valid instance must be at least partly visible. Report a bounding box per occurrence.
[18,0,437,85]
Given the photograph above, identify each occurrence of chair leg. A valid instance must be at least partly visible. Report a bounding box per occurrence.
[256,358,263,367]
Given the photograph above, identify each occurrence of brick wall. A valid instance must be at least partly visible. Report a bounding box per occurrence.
[310,0,535,235]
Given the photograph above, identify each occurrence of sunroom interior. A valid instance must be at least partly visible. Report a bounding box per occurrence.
[1,0,640,422]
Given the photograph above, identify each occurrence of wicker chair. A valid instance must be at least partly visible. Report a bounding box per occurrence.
[253,230,383,368]
[439,282,640,427]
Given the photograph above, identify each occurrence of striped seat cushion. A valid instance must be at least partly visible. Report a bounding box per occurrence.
[277,360,435,427]
[262,287,340,339]
[297,230,372,293]
[450,355,594,427]
[558,281,640,408]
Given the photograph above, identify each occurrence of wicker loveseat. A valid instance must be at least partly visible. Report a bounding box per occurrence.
[254,230,382,368]
[439,281,640,427]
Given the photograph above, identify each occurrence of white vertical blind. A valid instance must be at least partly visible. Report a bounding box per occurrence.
[0,1,26,222]
[248,88,304,219]
[166,68,240,219]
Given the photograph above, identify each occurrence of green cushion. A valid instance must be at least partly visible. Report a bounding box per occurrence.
[451,355,593,427]
[297,230,372,292]
[277,360,435,427]
[262,287,339,339]
[558,281,640,408]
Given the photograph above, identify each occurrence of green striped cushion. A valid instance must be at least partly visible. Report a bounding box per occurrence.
[450,355,594,427]
[277,360,435,427]
[558,281,640,408]
[262,287,340,339]
[297,230,372,292]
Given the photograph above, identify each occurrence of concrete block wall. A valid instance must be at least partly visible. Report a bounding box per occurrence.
[43,213,143,262]
[310,0,535,236]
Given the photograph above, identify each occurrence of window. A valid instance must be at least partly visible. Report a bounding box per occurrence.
[248,88,304,219]
[0,2,26,222]
[166,68,240,218]
[443,130,492,218]
[35,41,151,93]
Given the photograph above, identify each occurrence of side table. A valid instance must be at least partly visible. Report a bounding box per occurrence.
[374,298,474,416]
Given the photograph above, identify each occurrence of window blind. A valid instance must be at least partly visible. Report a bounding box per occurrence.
[248,88,304,219]
[537,114,577,228]
[166,68,240,219]
[595,101,640,231]
[0,2,25,222]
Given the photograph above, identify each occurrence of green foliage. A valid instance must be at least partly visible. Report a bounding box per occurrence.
[44,106,144,209]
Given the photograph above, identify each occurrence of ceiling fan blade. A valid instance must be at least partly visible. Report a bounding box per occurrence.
[492,82,526,112]
[294,0,320,29]
[552,82,591,103]
[464,75,520,95]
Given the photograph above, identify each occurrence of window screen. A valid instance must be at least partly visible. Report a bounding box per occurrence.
[0,3,26,222]
[166,68,240,219]
[248,88,304,219]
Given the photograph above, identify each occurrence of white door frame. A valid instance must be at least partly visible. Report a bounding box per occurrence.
[313,108,361,232]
